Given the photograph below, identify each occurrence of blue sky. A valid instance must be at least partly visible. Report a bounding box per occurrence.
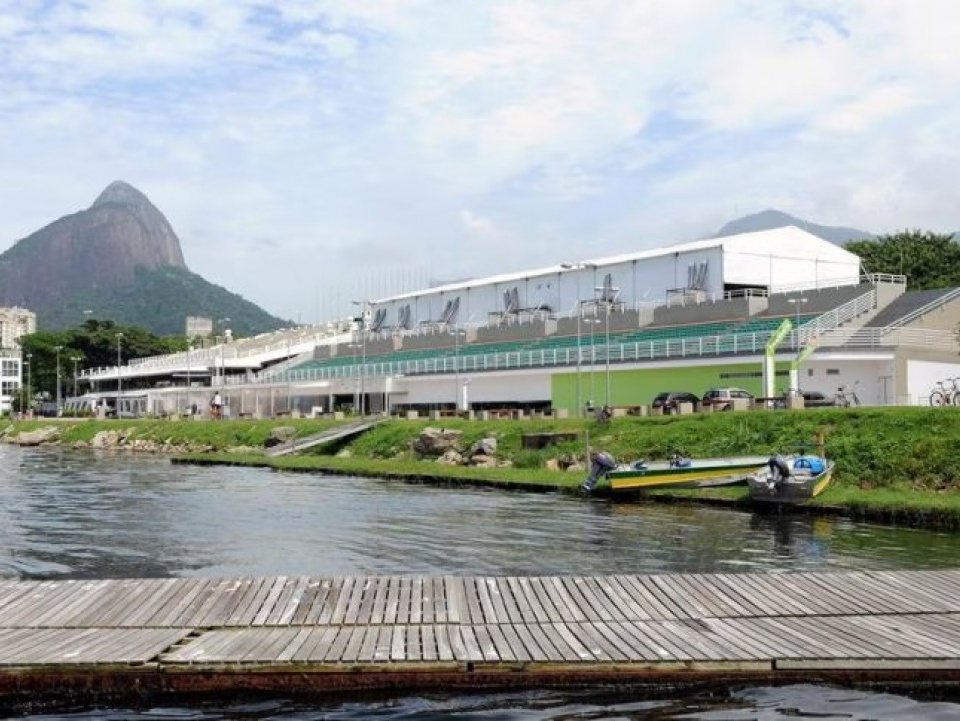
[2,0,959,323]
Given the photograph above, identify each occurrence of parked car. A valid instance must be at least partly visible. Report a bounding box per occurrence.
[701,387,754,411]
[799,390,836,408]
[652,391,700,414]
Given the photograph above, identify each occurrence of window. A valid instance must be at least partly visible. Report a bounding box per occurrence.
[1,360,17,377]
[826,368,840,376]
[1,381,18,395]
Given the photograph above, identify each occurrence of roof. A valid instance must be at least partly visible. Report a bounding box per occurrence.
[373,226,860,303]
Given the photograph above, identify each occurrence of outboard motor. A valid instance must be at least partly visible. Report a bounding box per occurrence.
[582,451,617,493]
[767,455,792,485]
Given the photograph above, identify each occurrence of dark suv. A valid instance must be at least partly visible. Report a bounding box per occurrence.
[701,387,754,411]
[799,390,835,408]
[652,391,700,414]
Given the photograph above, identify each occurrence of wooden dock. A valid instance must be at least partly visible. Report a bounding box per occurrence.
[1,570,960,705]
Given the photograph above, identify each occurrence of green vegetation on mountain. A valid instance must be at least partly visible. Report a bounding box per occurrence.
[42,266,292,336]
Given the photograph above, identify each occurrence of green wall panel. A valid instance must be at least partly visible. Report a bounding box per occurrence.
[551,361,791,412]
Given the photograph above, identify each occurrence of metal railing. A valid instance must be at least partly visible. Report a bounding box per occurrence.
[259,324,957,387]
[797,288,877,344]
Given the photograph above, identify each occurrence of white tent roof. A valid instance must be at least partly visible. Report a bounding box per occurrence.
[374,226,860,303]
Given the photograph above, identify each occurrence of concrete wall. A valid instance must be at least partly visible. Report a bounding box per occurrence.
[901,296,960,332]
[474,319,554,344]
[651,296,756,327]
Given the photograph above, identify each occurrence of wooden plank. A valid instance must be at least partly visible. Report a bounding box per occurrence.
[252,577,290,626]
[383,576,401,626]
[396,577,412,624]
[618,575,680,620]
[356,576,382,626]
[576,577,623,622]
[473,577,499,625]
[411,577,425,624]
[526,577,566,623]
[432,577,447,623]
[443,577,465,624]
[545,577,588,623]
[330,577,363,624]
[315,577,346,625]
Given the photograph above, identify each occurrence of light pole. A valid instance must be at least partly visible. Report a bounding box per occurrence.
[594,279,618,407]
[788,297,808,348]
[25,353,31,417]
[583,314,601,412]
[185,343,193,415]
[115,333,123,417]
[216,318,230,391]
[451,326,467,412]
[54,345,63,414]
[351,301,371,415]
[71,356,81,397]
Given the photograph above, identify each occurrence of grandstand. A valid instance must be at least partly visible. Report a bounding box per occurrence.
[76,226,960,416]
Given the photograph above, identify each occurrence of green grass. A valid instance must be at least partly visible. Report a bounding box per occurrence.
[8,408,960,528]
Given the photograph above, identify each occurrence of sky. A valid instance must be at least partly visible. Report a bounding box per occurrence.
[2,0,960,324]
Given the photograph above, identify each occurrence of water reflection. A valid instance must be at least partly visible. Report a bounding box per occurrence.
[2,445,960,580]
[17,685,960,720]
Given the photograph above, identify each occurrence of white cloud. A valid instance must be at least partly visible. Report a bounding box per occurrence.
[2,0,960,324]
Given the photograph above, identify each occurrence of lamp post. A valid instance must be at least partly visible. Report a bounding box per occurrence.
[71,356,81,397]
[583,314,601,412]
[54,345,63,415]
[115,333,123,417]
[186,343,193,415]
[594,278,619,407]
[351,301,371,415]
[216,318,230,391]
[787,297,808,349]
[25,353,31,417]
[451,326,467,412]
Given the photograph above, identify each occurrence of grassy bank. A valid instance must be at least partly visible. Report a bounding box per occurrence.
[6,408,960,527]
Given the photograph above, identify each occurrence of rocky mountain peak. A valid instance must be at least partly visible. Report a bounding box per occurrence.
[91,180,153,208]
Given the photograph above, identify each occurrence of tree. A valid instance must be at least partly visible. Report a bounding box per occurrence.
[847,231,960,290]
[18,321,189,398]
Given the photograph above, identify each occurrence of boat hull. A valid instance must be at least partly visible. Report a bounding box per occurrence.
[607,456,770,491]
[747,460,835,504]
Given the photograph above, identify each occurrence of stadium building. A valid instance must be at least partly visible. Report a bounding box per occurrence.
[78,227,960,417]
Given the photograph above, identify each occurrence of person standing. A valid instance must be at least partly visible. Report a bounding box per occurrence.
[210,391,223,419]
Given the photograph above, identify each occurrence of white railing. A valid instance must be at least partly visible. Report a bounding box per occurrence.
[812,327,957,351]
[797,288,877,344]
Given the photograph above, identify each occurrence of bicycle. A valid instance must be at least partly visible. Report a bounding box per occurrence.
[929,380,955,407]
[832,383,861,408]
[595,405,612,425]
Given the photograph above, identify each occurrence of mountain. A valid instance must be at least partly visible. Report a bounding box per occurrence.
[0,181,291,335]
[714,209,875,245]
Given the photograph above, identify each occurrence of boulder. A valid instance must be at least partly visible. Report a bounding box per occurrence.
[544,458,561,472]
[336,448,353,458]
[15,426,61,447]
[91,430,121,449]
[469,453,497,468]
[469,437,498,457]
[436,449,463,465]
[566,462,586,473]
[413,427,463,456]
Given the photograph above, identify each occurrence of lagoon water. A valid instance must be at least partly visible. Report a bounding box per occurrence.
[2,445,960,719]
